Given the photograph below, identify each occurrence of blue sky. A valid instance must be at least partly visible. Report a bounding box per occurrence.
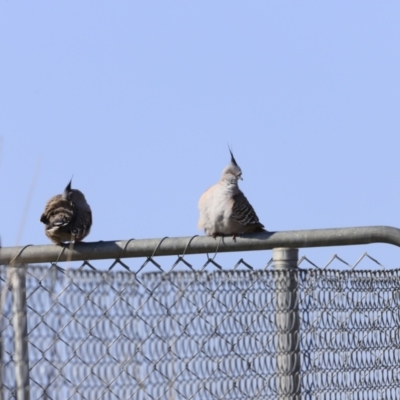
[1,1,400,269]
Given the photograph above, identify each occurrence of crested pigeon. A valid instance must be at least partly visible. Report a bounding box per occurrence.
[198,150,265,238]
[40,180,92,245]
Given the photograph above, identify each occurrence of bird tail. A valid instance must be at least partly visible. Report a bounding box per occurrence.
[246,223,267,233]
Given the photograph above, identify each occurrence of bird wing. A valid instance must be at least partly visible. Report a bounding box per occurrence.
[40,195,73,227]
[48,213,72,228]
[40,196,59,224]
[230,191,264,228]
[70,207,92,240]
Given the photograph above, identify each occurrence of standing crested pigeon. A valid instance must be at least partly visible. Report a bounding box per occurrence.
[198,149,265,238]
[40,180,92,245]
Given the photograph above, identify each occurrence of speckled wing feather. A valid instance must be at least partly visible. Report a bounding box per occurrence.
[231,191,264,229]
[40,195,74,229]
[70,207,92,241]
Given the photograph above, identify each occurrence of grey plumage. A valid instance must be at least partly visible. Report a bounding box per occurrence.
[198,149,265,238]
[40,180,92,245]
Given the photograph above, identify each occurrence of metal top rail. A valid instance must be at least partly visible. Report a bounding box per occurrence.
[1,225,400,265]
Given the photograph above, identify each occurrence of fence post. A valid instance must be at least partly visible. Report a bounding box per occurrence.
[0,319,3,400]
[273,248,301,400]
[11,266,30,400]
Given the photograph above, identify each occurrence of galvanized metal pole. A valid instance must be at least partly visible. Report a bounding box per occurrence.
[11,266,30,400]
[1,226,400,265]
[0,326,3,400]
[273,248,300,400]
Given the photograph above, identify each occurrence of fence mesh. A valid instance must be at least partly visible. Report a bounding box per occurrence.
[1,253,400,399]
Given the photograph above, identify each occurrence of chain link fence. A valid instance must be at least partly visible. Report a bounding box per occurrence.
[0,227,400,400]
[1,230,400,399]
